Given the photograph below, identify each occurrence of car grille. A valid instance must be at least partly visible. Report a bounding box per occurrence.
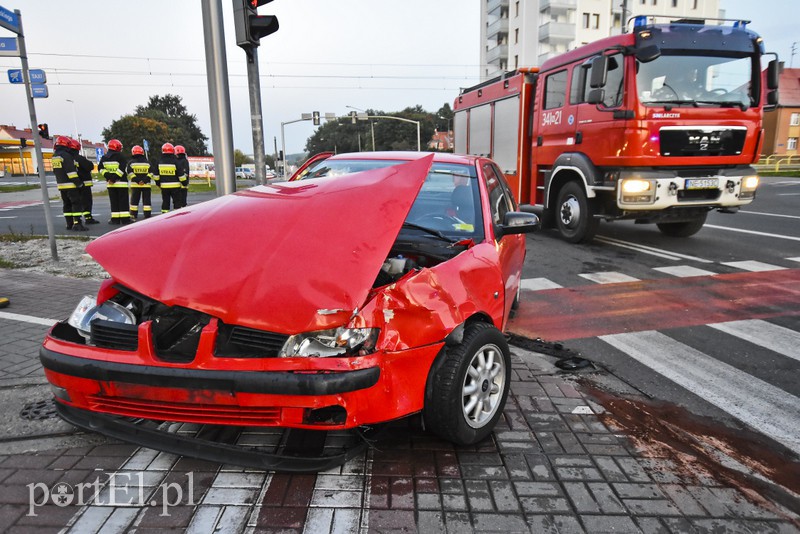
[87,395,282,425]
[215,323,290,358]
[660,128,746,157]
[90,320,138,351]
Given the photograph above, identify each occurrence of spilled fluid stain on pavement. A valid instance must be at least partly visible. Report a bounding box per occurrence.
[579,381,800,527]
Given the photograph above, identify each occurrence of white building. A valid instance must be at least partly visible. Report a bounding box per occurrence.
[480,0,721,80]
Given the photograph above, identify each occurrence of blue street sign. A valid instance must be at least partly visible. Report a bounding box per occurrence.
[143,139,150,153]
[0,5,20,35]
[29,69,46,83]
[96,148,105,161]
[7,68,21,83]
[31,84,48,98]
[0,36,17,57]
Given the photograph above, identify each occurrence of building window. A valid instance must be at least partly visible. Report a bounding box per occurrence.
[693,0,698,8]
[672,0,678,6]
[582,13,590,29]
[652,0,657,5]
[791,112,800,126]
[789,138,799,150]
[515,28,519,44]
[544,69,568,109]
[514,55,519,69]
[515,1,519,17]
[592,14,600,29]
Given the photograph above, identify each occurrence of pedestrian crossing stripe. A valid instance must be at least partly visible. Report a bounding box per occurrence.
[599,329,800,456]
[578,272,640,284]
[720,260,786,272]
[652,265,716,278]
[708,319,800,363]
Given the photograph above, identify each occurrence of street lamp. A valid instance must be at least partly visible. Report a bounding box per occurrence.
[280,112,334,177]
[66,99,80,145]
[348,108,421,152]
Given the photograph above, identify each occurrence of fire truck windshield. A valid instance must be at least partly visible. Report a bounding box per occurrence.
[636,54,753,108]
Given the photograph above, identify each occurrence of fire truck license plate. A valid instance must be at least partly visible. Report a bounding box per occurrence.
[685,178,718,190]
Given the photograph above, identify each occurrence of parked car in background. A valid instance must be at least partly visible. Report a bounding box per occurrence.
[234,166,255,179]
[40,152,539,466]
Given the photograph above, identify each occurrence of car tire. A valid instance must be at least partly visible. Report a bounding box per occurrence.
[555,181,598,243]
[423,322,511,446]
[656,213,707,237]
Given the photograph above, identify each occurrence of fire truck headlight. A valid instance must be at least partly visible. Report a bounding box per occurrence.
[739,175,759,199]
[621,179,652,194]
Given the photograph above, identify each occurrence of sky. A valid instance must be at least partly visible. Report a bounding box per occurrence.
[0,0,795,155]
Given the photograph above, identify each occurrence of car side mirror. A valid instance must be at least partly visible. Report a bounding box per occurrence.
[587,88,605,105]
[635,45,661,63]
[767,59,780,90]
[499,211,540,238]
[590,55,608,88]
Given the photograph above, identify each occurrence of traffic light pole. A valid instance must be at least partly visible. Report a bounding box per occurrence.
[201,0,236,196]
[245,47,267,185]
[16,10,58,261]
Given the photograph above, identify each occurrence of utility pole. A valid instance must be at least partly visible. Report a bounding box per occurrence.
[245,47,267,185]
[792,42,797,68]
[201,0,236,196]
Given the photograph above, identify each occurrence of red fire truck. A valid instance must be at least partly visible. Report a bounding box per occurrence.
[454,16,779,242]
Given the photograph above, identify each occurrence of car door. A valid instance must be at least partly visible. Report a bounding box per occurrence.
[481,161,525,323]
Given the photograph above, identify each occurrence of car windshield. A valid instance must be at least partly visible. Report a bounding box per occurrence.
[636,54,753,108]
[299,158,484,240]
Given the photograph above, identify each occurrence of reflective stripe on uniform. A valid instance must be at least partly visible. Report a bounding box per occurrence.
[160,182,181,188]
[57,183,77,190]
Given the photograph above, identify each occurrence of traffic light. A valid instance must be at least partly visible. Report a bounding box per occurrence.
[37,123,50,139]
[20,138,27,148]
[312,111,320,126]
[233,0,279,49]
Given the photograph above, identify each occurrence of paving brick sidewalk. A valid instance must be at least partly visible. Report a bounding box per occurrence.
[0,268,798,533]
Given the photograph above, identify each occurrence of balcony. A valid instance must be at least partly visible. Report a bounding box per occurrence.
[486,44,508,64]
[539,21,575,42]
[486,17,509,39]
[486,0,508,16]
[539,0,577,14]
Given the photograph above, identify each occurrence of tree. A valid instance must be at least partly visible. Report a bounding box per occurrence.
[304,105,443,154]
[234,149,254,166]
[101,94,209,160]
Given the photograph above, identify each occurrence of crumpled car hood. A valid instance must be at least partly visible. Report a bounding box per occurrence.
[87,155,434,334]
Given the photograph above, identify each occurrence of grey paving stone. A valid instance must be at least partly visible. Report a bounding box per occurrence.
[525,514,585,534]
[623,499,683,516]
[464,480,494,512]
[489,480,520,513]
[461,465,509,480]
[472,512,528,532]
[513,481,561,497]
[417,510,445,532]
[416,493,441,511]
[634,516,671,534]
[555,467,603,482]
[614,458,653,483]
[612,483,665,499]
[593,456,629,483]
[563,482,600,514]
[580,514,641,534]
[442,493,469,512]
[660,484,707,517]
[587,483,626,514]
[444,511,473,534]
[519,497,571,514]
[502,454,532,480]
[524,454,555,481]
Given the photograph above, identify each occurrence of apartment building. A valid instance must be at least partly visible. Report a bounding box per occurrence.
[479,0,721,80]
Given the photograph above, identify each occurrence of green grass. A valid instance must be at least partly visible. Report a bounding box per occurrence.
[758,171,800,177]
[0,184,39,193]
[0,233,89,243]
[0,258,16,268]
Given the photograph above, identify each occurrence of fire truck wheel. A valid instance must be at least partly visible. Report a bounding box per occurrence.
[656,214,707,237]
[423,323,510,446]
[555,181,598,243]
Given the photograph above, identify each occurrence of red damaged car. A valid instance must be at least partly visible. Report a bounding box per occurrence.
[40,152,538,461]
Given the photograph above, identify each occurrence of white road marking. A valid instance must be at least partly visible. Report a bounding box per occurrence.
[788,257,800,264]
[708,320,800,362]
[0,310,57,326]
[653,265,716,278]
[738,210,800,220]
[599,330,800,456]
[704,224,800,242]
[721,260,786,272]
[777,193,800,197]
[596,235,713,263]
[579,272,640,284]
[521,277,563,291]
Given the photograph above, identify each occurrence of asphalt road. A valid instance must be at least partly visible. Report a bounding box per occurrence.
[511,175,800,457]
[2,175,799,456]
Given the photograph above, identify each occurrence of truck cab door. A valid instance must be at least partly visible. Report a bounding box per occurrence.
[575,52,628,161]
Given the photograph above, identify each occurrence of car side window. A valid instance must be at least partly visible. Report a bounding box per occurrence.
[492,164,518,211]
[482,164,513,227]
[544,69,568,110]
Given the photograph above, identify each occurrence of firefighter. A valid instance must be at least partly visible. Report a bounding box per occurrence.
[70,139,99,224]
[126,145,155,219]
[174,145,190,208]
[98,139,130,225]
[51,136,87,231]
[155,143,183,213]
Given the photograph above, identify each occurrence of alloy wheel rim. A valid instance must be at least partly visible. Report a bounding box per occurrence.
[560,196,580,228]
[461,343,506,428]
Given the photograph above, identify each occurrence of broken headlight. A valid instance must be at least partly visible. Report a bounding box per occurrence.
[279,327,379,358]
[67,295,136,340]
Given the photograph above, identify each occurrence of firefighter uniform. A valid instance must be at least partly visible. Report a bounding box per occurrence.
[155,143,184,213]
[72,142,99,224]
[99,140,129,225]
[175,146,190,208]
[126,149,155,219]
[51,138,87,231]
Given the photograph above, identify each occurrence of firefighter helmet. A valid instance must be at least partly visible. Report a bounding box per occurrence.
[174,145,186,155]
[108,139,122,151]
[54,136,71,148]
[69,138,81,151]
[161,143,175,154]
[132,145,144,156]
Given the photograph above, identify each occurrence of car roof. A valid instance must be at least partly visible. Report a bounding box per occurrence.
[324,151,481,166]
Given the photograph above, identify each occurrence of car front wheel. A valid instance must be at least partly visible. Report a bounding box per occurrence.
[423,323,511,445]
[555,181,598,243]
[656,213,707,237]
